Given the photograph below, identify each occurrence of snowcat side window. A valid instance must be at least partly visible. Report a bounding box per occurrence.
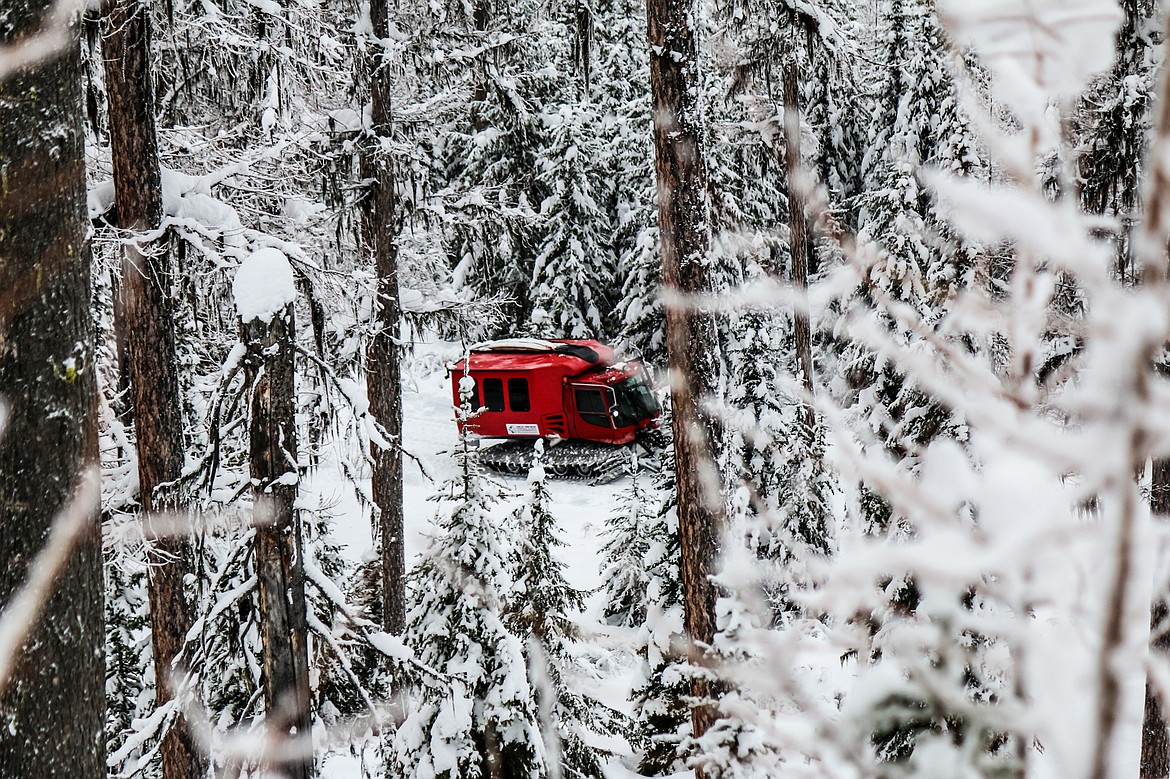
[507,378,531,412]
[482,378,505,412]
[574,387,612,428]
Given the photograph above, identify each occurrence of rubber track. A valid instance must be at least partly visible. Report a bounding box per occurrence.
[479,439,637,485]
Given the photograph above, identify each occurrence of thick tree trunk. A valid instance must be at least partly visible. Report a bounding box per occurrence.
[0,4,104,775]
[782,64,815,429]
[646,0,724,750]
[1142,458,1170,778]
[360,0,405,636]
[242,304,312,779]
[100,3,204,777]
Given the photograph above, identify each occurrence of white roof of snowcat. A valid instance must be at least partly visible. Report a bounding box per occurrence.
[468,338,562,352]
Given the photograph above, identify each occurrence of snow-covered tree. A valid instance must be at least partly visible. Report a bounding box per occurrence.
[392,379,545,779]
[528,103,614,339]
[103,549,153,765]
[600,452,655,629]
[600,0,662,363]
[507,441,626,778]
[600,418,690,774]
[829,0,986,533]
[1074,0,1158,280]
[723,269,835,601]
[689,494,785,779]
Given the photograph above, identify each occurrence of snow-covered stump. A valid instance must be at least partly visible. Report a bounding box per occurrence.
[234,250,312,779]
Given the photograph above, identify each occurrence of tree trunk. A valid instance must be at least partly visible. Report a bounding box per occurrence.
[573,0,592,100]
[242,304,312,779]
[1136,10,1170,776]
[782,63,816,429]
[0,4,105,775]
[646,0,724,750]
[360,0,405,636]
[100,3,204,777]
[1143,458,1170,778]
[471,0,491,129]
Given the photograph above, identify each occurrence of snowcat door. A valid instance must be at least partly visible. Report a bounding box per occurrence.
[570,385,616,442]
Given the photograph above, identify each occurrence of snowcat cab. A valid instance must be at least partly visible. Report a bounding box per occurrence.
[448,338,662,481]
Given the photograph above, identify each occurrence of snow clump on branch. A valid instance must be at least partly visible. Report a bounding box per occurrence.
[232,248,297,324]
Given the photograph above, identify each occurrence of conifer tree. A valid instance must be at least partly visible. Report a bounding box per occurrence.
[704,1,845,602]
[104,563,151,760]
[100,1,203,773]
[815,6,1023,772]
[528,103,613,338]
[508,441,625,778]
[629,462,691,776]
[1069,3,1163,772]
[601,453,655,629]
[1076,0,1157,280]
[806,49,869,226]
[594,0,662,363]
[361,0,407,637]
[600,416,690,774]
[392,377,545,779]
[689,494,783,779]
[647,0,726,755]
[615,220,665,363]
[833,0,984,529]
[726,299,834,609]
[422,0,550,333]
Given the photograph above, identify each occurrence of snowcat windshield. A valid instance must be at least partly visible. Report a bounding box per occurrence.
[611,373,659,428]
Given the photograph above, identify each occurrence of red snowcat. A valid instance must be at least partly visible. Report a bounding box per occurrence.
[448,338,663,482]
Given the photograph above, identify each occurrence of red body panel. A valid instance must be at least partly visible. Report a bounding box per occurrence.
[448,339,658,445]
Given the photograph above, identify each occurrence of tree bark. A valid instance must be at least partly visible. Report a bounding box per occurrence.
[573,0,592,100]
[1136,10,1170,775]
[0,4,104,775]
[242,304,312,779]
[470,0,491,130]
[782,64,816,430]
[1143,457,1170,778]
[360,0,405,636]
[100,3,204,777]
[646,0,724,750]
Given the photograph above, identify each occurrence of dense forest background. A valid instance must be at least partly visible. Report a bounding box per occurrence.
[4,0,1170,777]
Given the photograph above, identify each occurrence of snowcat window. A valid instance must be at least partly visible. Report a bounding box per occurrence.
[611,373,660,427]
[574,387,612,428]
[507,378,531,412]
[482,378,505,412]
